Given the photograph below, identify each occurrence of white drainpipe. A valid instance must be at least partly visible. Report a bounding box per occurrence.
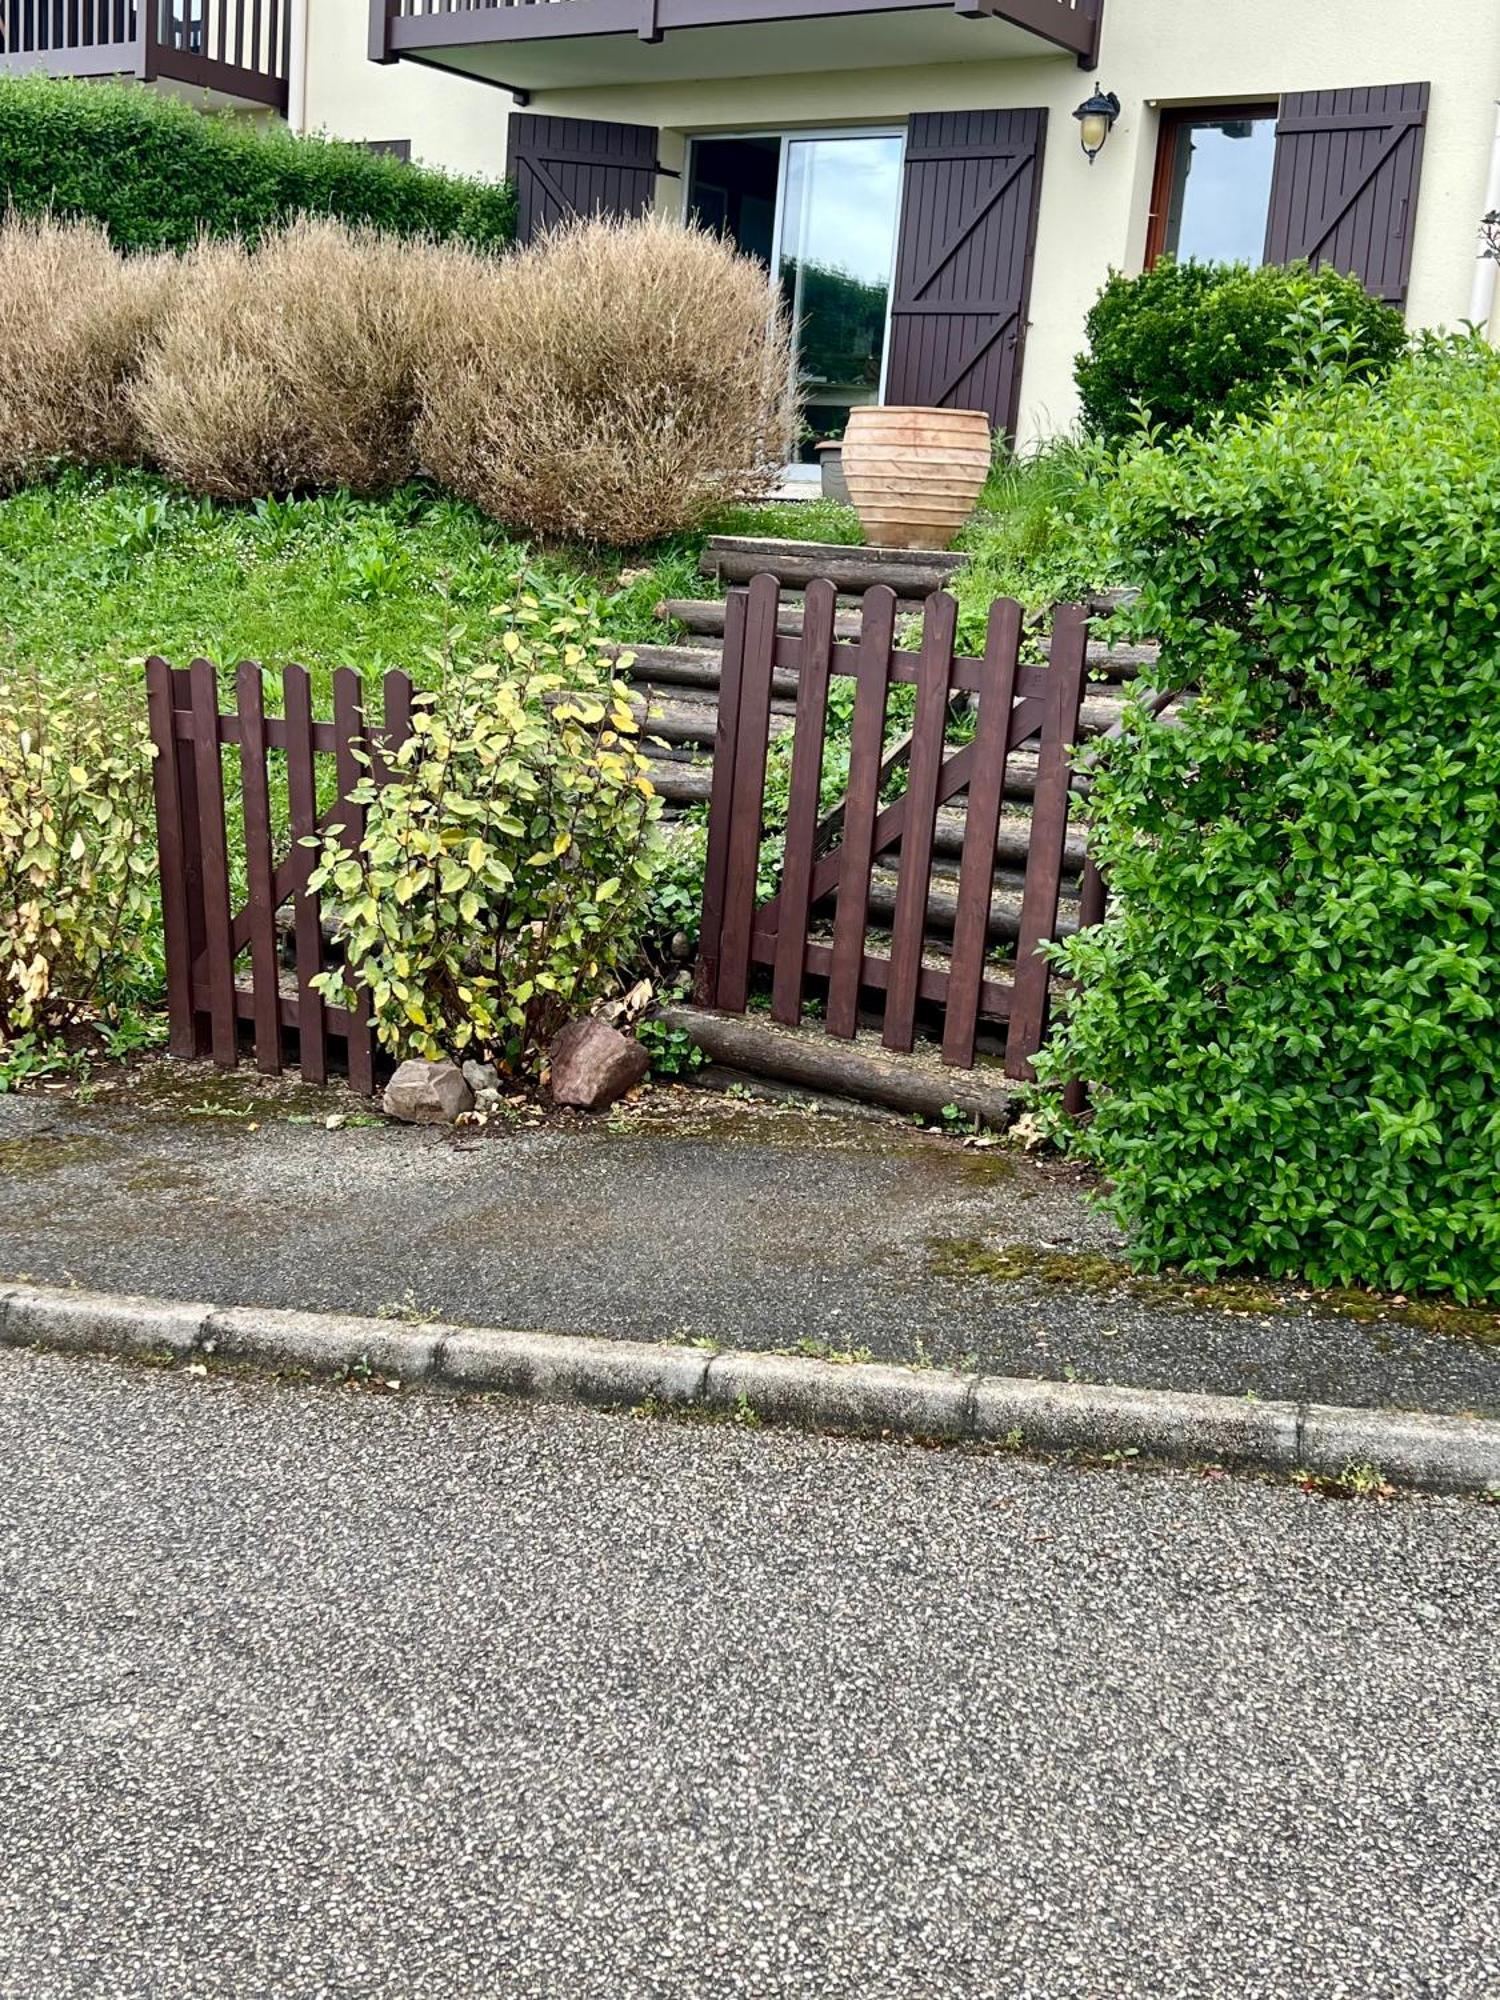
[285,0,311,135]
[1469,99,1500,336]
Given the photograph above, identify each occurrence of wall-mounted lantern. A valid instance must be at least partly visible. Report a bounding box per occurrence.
[1074,84,1121,164]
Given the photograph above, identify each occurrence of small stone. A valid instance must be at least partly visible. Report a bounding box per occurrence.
[670,931,693,961]
[382,1059,474,1125]
[475,1087,503,1112]
[548,1018,649,1112]
[462,1058,502,1097]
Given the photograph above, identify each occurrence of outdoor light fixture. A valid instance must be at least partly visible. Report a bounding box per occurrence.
[1074,84,1121,163]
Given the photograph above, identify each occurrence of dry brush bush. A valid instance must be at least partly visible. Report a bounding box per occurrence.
[416,213,797,547]
[132,218,469,500]
[0,214,168,491]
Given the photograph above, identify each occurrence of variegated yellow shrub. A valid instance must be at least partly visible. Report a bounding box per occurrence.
[308,594,661,1072]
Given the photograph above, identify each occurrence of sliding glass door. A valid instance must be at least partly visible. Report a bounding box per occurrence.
[687,129,905,462]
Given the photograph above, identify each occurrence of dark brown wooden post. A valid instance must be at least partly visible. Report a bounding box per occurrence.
[236,662,283,1076]
[1005,603,1089,1080]
[332,667,377,1096]
[145,658,201,1061]
[770,577,837,1026]
[695,585,749,1008]
[883,590,957,1052]
[942,596,1021,1066]
[282,665,328,1085]
[712,572,780,1015]
[825,585,896,1040]
[187,658,237,1068]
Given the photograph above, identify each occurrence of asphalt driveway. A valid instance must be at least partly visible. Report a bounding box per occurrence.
[2,1348,1497,1999]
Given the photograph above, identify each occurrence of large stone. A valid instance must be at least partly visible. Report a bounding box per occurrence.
[382,1059,474,1125]
[548,1018,649,1111]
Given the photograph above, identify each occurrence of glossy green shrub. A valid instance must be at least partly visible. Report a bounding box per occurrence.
[1042,338,1500,1301]
[0,75,515,251]
[1074,259,1406,444]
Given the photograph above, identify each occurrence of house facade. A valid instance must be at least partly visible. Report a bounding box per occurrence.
[7,1,1500,448]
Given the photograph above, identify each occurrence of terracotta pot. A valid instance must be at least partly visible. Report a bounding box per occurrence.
[840,406,992,551]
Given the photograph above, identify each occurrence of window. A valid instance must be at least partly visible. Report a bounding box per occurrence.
[1145,104,1278,268]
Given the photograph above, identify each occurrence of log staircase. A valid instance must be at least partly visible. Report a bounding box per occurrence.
[612,536,1165,1118]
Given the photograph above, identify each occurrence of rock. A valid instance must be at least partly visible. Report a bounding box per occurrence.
[549,1018,649,1112]
[382,1059,474,1125]
[462,1058,502,1097]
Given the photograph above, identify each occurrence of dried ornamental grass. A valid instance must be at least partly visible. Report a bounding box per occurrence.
[416,214,797,546]
[0,213,168,491]
[133,218,466,499]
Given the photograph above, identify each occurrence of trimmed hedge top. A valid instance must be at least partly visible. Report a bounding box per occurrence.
[0,75,515,250]
[1074,259,1407,446]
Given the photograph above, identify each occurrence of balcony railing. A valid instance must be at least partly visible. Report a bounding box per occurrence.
[1,0,290,109]
[372,0,1103,74]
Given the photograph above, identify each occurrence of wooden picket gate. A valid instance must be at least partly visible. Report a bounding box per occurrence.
[695,573,1093,1078]
[145,658,414,1093]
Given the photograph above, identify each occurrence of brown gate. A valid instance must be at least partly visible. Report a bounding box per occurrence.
[146,659,414,1092]
[695,573,1090,1079]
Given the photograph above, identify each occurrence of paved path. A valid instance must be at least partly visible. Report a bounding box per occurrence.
[1,1062,1498,1416]
[2,1349,1497,1999]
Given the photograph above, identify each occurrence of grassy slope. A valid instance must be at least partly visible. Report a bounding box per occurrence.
[0,471,863,707]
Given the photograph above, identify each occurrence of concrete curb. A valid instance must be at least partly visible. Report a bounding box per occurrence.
[1,1282,1497,1496]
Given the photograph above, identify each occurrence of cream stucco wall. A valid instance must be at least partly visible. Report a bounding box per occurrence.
[301,0,508,178]
[306,0,1500,442]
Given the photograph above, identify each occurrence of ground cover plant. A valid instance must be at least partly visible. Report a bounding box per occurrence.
[0,75,516,251]
[1042,335,1500,1303]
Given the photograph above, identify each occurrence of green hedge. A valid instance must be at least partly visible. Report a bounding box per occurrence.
[1074,259,1407,445]
[1043,338,1500,1302]
[0,75,515,250]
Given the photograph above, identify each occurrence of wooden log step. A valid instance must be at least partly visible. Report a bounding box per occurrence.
[701,536,965,599]
[629,693,792,750]
[657,1005,1022,1129]
[861,871,1079,946]
[930,807,1088,871]
[658,596,1157,680]
[615,641,800,701]
[656,598,865,644]
[643,758,713,805]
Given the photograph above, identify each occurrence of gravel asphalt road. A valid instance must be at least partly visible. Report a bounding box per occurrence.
[2,1348,1497,1999]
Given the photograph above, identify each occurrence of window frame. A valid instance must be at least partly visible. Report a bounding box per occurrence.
[1144,100,1280,270]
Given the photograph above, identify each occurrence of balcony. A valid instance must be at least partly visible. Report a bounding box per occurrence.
[1,0,290,111]
[370,0,1102,100]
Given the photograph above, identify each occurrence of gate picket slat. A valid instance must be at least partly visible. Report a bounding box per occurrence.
[771,578,837,1025]
[942,597,1021,1066]
[882,591,957,1052]
[188,658,238,1067]
[145,658,199,1061]
[170,667,212,1058]
[715,573,781,1015]
[333,668,377,1096]
[379,669,413,784]
[695,586,750,1008]
[1005,602,1089,1079]
[825,586,896,1040]
[283,664,328,1085]
[236,662,283,1076]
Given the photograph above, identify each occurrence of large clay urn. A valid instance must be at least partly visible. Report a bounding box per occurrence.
[840,406,992,551]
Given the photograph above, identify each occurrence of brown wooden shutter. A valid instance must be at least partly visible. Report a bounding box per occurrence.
[1263,83,1430,307]
[507,115,662,247]
[883,108,1047,439]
